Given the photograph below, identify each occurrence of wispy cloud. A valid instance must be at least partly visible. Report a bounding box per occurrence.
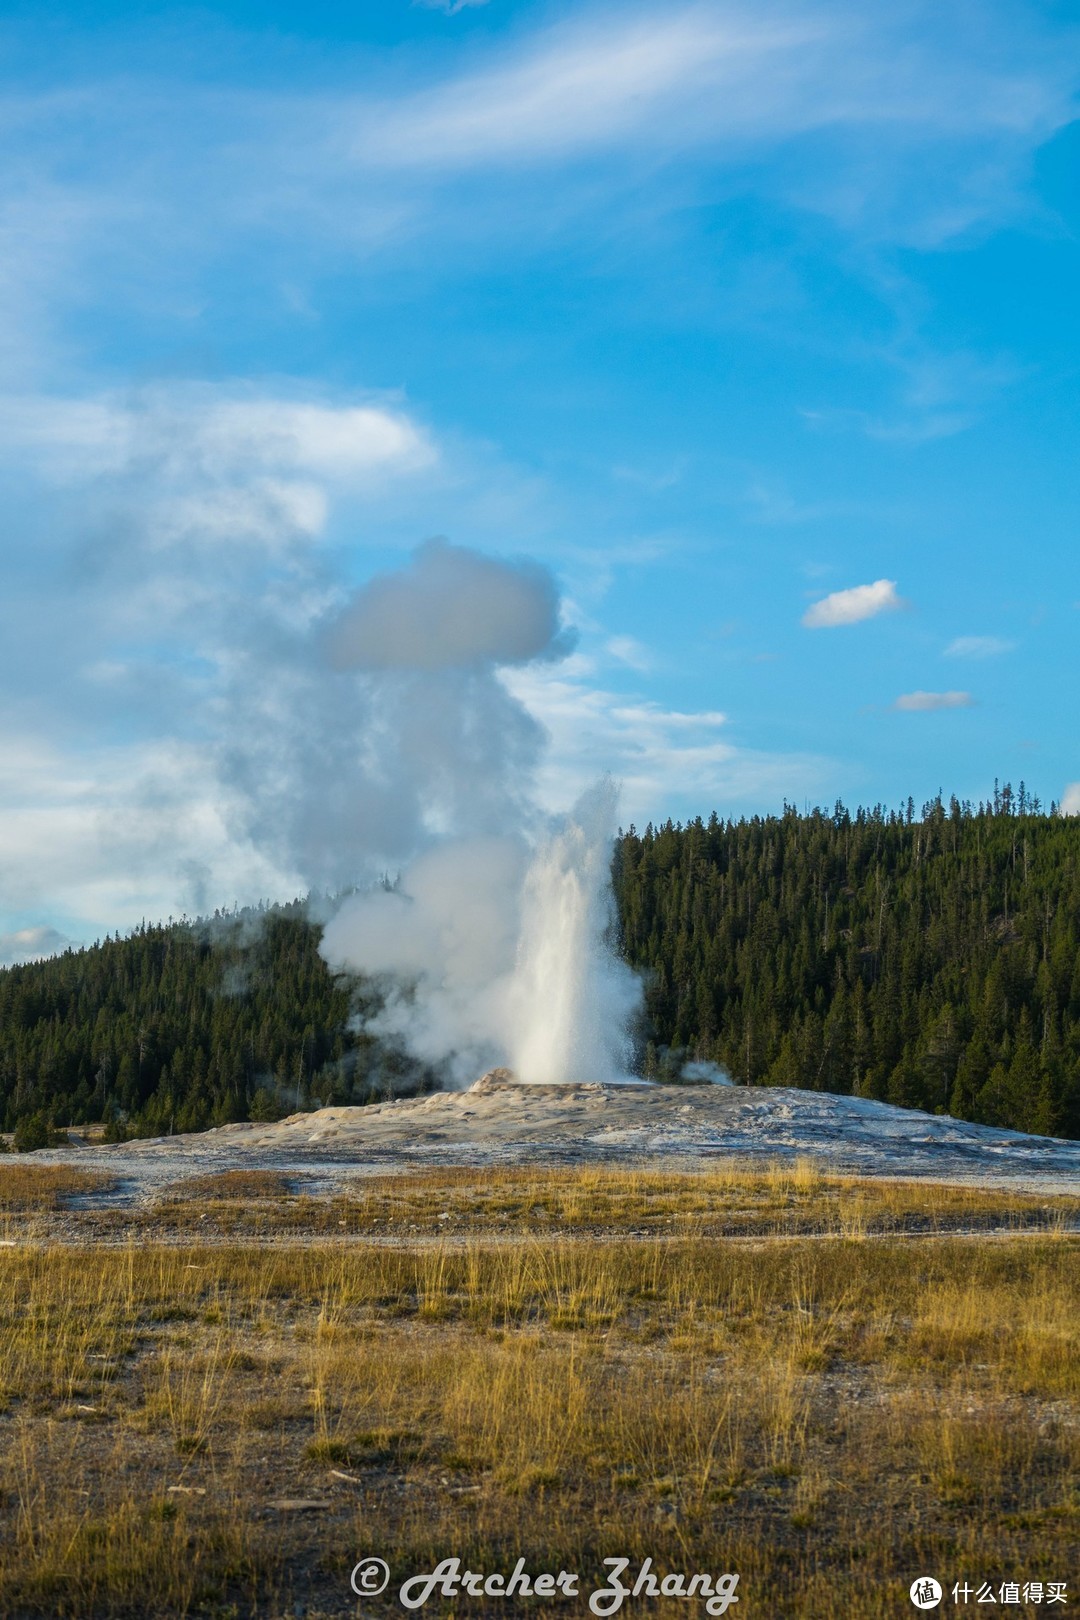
[944,635,1015,659]
[0,1,1073,392]
[800,345,1021,445]
[504,656,827,823]
[413,0,490,13]
[803,578,904,628]
[354,3,1076,191]
[800,405,975,444]
[893,690,973,712]
[0,729,293,936]
[604,635,654,672]
[357,11,814,169]
[0,388,432,489]
[0,379,455,939]
[0,386,435,554]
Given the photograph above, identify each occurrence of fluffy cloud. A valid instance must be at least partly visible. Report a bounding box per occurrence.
[802,578,904,628]
[893,690,973,712]
[1060,784,1080,815]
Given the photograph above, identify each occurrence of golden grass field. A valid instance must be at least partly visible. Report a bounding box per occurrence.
[0,1161,1077,1619]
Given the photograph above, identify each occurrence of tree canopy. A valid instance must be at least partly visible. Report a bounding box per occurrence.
[0,903,424,1140]
[614,785,1080,1138]
[2,783,1078,1142]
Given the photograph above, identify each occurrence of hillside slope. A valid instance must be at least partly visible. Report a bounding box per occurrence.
[616,788,1080,1138]
[3,786,1079,1141]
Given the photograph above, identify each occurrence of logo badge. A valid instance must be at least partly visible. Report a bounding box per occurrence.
[351,1557,391,1597]
[910,1577,943,1609]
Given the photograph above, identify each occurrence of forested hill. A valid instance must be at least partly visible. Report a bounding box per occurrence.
[1,786,1079,1143]
[0,906,408,1142]
[614,789,1080,1139]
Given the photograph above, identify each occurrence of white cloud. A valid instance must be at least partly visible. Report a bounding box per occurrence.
[1060,783,1080,815]
[413,0,490,11]
[0,386,436,561]
[0,925,74,966]
[893,690,973,712]
[354,4,1075,192]
[0,382,482,944]
[802,345,1023,445]
[944,635,1015,659]
[0,388,433,489]
[0,730,296,939]
[802,578,904,628]
[503,658,826,824]
[358,12,806,169]
[0,0,1072,397]
[605,635,654,671]
[803,404,976,444]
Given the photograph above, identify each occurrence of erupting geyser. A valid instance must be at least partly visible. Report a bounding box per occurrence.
[310,541,645,1088]
[508,779,640,1084]
[320,778,643,1088]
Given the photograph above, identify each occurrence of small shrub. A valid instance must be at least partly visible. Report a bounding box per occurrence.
[249,1087,285,1123]
[13,1112,58,1153]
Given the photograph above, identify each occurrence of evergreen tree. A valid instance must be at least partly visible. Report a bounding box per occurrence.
[615,788,1080,1138]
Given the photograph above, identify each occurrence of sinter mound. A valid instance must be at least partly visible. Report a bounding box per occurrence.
[468,1067,611,1096]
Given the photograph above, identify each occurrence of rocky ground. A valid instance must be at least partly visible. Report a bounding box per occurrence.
[15,1072,1080,1204]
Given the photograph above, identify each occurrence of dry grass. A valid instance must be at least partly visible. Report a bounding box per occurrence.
[0,1168,1077,1618]
[0,1165,114,1211]
[7,1158,1068,1244]
[291,1160,1080,1239]
[164,1170,294,1202]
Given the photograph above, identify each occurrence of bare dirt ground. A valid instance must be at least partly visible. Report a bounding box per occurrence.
[18,1074,1080,1207]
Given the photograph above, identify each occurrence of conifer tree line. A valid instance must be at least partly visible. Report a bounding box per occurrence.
[0,904,419,1143]
[613,784,1079,1138]
[1,782,1078,1142]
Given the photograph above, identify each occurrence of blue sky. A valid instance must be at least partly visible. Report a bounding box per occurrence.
[1,0,1078,957]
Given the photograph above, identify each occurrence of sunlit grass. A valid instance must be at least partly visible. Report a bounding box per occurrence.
[0,1165,1076,1617]
[0,1165,114,1210]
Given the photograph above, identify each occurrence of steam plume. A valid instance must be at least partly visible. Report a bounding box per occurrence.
[321,780,640,1085]
[507,779,639,1083]
[313,542,642,1086]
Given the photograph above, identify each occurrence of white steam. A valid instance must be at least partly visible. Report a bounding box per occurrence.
[320,780,642,1086]
[326,537,572,672]
[308,537,643,1087]
[222,538,565,892]
[507,779,639,1084]
[320,835,526,1085]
